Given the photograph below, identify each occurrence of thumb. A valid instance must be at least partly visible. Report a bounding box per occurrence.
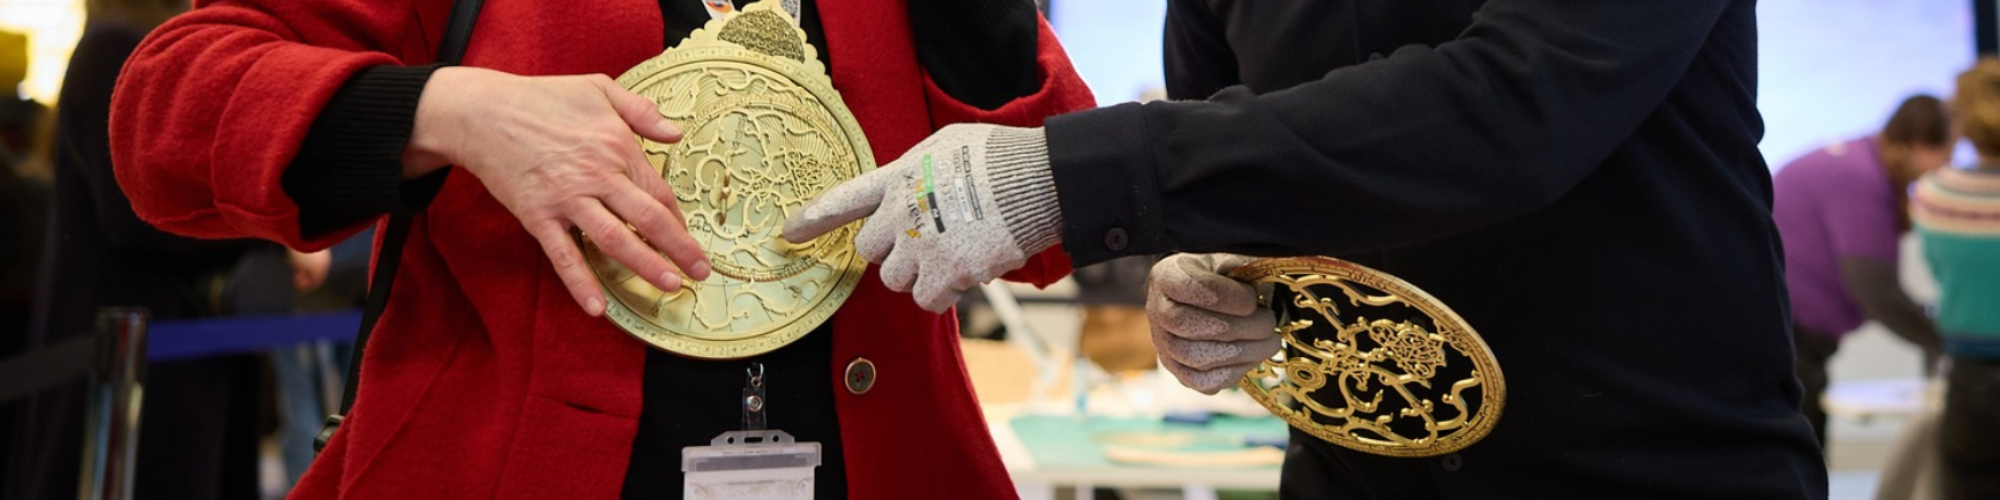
[592,76,682,143]
[1161,253,1262,316]
[783,166,897,243]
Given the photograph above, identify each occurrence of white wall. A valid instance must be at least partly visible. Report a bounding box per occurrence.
[1758,0,1973,170]
[1049,0,1978,169]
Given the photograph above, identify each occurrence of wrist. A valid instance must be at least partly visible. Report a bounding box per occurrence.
[404,66,485,179]
[985,126,1063,252]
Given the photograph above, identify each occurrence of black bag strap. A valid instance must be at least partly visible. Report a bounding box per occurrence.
[315,0,484,454]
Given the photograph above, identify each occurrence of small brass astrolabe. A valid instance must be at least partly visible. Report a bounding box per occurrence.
[584,1,871,359]
[1229,257,1505,457]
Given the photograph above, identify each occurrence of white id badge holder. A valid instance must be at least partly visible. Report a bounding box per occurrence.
[683,364,822,500]
[683,430,821,500]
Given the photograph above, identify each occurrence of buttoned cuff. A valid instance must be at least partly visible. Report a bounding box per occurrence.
[1045,102,1167,266]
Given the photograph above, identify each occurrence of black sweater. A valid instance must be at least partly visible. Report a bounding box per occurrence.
[1046,0,1824,498]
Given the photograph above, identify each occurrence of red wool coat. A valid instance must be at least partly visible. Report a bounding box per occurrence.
[109,1,1094,498]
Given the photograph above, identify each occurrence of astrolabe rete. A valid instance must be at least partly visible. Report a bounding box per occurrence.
[584,1,871,359]
[1228,257,1505,457]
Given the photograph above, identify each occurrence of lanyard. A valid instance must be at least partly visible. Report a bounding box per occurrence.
[742,363,767,431]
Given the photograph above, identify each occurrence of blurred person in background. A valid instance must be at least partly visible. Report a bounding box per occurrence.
[1773,94,1952,446]
[268,228,366,492]
[1912,58,2000,500]
[0,29,48,339]
[0,30,42,172]
[0,29,53,491]
[6,0,322,498]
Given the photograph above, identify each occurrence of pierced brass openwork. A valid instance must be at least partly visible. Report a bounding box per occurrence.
[585,1,870,359]
[1228,257,1504,457]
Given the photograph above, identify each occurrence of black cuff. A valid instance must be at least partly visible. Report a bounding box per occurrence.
[283,64,449,236]
[1046,102,1167,266]
[909,0,1041,110]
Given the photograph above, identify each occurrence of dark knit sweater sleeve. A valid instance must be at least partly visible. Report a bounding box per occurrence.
[281,64,450,236]
[1045,0,1736,265]
[908,0,1041,110]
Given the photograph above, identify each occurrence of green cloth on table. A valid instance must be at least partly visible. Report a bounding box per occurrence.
[1009,414,1287,469]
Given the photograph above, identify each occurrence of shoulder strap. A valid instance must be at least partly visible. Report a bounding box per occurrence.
[316,0,484,454]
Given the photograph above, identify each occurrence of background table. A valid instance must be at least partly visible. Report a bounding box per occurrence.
[991,410,1284,500]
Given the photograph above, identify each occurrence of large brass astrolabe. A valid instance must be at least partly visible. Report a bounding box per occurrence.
[584,1,870,359]
[1229,257,1505,457]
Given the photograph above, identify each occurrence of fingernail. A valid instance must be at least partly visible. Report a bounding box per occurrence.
[585,297,604,317]
[689,260,712,280]
[660,272,682,291]
[656,119,680,137]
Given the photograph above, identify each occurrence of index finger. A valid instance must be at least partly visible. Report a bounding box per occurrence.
[601,182,711,281]
[589,75,683,144]
[782,166,896,243]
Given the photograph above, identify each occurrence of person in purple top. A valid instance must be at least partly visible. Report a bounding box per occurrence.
[1772,95,1954,445]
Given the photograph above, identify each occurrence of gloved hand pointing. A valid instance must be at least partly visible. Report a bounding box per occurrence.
[783,124,1064,312]
[1149,253,1281,394]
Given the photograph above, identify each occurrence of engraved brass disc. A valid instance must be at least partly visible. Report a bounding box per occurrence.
[1228,257,1504,457]
[585,2,871,359]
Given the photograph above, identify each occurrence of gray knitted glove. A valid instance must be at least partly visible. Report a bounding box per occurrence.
[1149,253,1280,394]
[783,124,1063,312]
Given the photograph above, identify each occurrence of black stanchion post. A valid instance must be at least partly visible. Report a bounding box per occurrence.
[79,308,147,500]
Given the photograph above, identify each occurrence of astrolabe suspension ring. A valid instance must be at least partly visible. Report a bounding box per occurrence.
[1228,257,1505,457]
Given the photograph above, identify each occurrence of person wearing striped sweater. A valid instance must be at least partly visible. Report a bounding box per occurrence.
[1913,58,2000,500]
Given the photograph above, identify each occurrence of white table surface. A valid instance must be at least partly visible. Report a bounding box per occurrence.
[1822,377,1929,420]
[986,406,1282,492]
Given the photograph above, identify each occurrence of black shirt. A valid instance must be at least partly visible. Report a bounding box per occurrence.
[1045,0,1825,498]
[620,9,844,500]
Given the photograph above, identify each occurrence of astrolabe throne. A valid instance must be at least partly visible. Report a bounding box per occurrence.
[1228,257,1505,457]
[583,1,870,359]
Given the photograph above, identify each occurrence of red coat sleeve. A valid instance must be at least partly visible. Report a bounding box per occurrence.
[921,17,1096,288]
[110,0,442,250]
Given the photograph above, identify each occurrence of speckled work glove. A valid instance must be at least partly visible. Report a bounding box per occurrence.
[1149,253,1280,394]
[783,124,1062,312]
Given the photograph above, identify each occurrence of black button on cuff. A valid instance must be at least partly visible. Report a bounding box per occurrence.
[1441,453,1464,472]
[1104,227,1129,252]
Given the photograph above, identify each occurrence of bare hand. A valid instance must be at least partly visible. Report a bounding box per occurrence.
[287,249,331,294]
[404,67,711,316]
